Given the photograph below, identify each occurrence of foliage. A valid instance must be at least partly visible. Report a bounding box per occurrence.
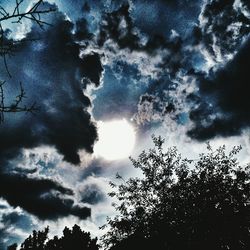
[8,224,99,250]
[7,243,17,250]
[20,227,49,250]
[102,136,250,250]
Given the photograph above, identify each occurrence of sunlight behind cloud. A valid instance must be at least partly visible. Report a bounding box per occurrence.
[94,119,136,161]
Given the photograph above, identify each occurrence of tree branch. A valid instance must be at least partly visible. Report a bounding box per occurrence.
[0,0,56,27]
[0,81,39,123]
[0,0,54,122]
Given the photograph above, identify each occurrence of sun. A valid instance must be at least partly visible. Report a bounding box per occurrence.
[94,119,136,161]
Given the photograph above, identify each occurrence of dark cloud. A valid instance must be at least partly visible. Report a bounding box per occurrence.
[74,17,93,41]
[198,0,250,62]
[98,4,141,50]
[188,38,250,140]
[81,53,103,87]
[130,0,250,138]
[1,0,248,246]
[0,3,105,222]
[98,2,185,66]
[0,169,91,220]
[80,184,105,205]
[0,4,103,165]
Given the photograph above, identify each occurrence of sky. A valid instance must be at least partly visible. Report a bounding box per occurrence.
[0,0,249,248]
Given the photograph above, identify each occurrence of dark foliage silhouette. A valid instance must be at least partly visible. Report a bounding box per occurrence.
[7,243,17,250]
[8,224,99,250]
[102,136,250,250]
[20,227,49,250]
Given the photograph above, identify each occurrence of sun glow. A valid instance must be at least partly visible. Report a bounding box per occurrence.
[94,119,136,161]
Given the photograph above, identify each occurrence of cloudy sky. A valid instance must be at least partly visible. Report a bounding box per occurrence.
[0,0,249,248]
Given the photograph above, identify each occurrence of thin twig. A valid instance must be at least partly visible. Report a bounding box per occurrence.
[0,81,39,123]
[0,0,54,123]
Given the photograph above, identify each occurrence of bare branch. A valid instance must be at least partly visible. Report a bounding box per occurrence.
[0,0,56,75]
[0,0,54,123]
[0,0,56,26]
[0,81,39,123]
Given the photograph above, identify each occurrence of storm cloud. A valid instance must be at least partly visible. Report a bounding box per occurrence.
[197,0,250,65]
[0,170,91,220]
[188,38,250,140]
[0,3,104,222]
[0,4,103,165]
[0,0,249,248]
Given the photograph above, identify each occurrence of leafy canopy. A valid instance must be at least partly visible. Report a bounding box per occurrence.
[102,136,250,250]
[9,224,99,250]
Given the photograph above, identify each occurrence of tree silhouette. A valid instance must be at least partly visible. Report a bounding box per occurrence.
[55,224,99,250]
[20,227,49,250]
[0,0,55,123]
[9,225,99,250]
[102,136,250,250]
[7,243,17,250]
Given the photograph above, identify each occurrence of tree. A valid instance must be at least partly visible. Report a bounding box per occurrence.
[20,227,49,250]
[102,136,250,250]
[7,243,17,250]
[55,224,99,250]
[9,225,99,250]
[0,0,55,123]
